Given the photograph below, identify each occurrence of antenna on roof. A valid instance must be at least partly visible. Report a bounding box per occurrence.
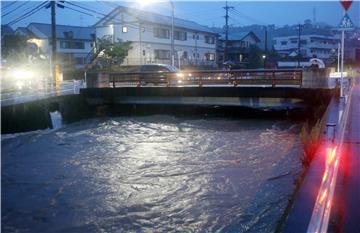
[313,6,317,24]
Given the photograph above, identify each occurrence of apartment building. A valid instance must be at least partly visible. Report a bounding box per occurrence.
[273,34,340,64]
[15,23,95,68]
[94,6,218,67]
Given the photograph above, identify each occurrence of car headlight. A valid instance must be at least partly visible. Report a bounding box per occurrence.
[176,73,184,77]
[12,70,34,80]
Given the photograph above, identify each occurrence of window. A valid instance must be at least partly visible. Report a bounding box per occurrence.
[154,27,170,39]
[122,26,128,33]
[142,50,146,56]
[300,40,307,45]
[154,49,170,59]
[174,31,187,41]
[193,34,199,39]
[75,57,84,65]
[281,41,287,45]
[60,40,85,49]
[205,35,215,44]
[182,51,188,59]
[63,31,73,39]
[205,53,215,61]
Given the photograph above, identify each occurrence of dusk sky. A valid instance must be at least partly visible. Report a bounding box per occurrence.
[1,1,359,29]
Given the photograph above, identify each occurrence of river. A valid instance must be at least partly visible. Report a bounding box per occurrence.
[2,116,302,232]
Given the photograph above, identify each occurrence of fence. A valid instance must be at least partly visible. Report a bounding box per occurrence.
[86,69,303,88]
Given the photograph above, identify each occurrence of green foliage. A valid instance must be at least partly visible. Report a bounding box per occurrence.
[247,45,264,69]
[300,120,322,166]
[1,34,28,63]
[97,37,132,65]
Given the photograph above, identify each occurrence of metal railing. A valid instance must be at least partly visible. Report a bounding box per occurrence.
[89,69,303,88]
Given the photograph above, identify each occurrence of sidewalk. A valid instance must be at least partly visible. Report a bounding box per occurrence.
[330,80,360,232]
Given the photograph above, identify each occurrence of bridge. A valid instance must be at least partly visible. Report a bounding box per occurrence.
[82,68,335,110]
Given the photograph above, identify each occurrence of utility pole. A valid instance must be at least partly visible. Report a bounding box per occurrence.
[223,1,233,63]
[264,26,268,68]
[51,0,57,87]
[297,24,302,68]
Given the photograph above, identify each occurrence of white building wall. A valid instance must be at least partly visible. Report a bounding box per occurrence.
[95,13,217,67]
[274,35,339,61]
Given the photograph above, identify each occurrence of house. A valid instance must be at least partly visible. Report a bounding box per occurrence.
[273,34,340,64]
[15,23,95,69]
[1,24,14,39]
[94,6,218,67]
[217,31,261,67]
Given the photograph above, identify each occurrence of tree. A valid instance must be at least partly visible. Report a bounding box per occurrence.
[1,34,28,64]
[247,45,264,69]
[94,37,132,69]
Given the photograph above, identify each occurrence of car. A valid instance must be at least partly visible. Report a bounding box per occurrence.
[138,64,179,86]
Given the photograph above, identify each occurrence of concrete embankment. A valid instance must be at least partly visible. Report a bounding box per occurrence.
[1,95,91,134]
[1,87,336,134]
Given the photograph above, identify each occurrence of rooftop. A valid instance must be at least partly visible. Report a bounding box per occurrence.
[95,6,216,34]
[27,23,95,40]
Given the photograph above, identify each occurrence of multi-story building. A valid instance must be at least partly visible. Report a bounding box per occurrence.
[217,31,260,66]
[273,34,340,64]
[15,23,95,69]
[94,6,218,67]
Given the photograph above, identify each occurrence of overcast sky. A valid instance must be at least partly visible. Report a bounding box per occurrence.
[1,1,359,29]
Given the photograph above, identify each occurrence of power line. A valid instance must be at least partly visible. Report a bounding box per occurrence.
[2,1,31,18]
[1,1,17,10]
[59,3,101,18]
[230,8,266,25]
[7,1,48,26]
[64,1,108,17]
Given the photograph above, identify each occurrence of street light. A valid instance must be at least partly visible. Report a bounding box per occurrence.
[137,0,175,67]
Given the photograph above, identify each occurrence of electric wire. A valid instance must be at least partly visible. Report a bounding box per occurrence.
[1,1,17,10]
[7,1,48,26]
[2,1,31,18]
[229,8,266,25]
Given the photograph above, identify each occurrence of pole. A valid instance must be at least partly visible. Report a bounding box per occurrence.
[195,32,198,65]
[170,1,175,67]
[297,24,301,68]
[223,1,233,63]
[340,29,345,97]
[51,0,57,88]
[264,26,268,68]
[139,22,142,65]
[337,42,340,72]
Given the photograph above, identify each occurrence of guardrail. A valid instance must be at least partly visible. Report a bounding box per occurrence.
[86,69,303,88]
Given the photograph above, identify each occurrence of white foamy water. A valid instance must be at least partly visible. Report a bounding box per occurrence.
[49,111,63,129]
[2,116,302,233]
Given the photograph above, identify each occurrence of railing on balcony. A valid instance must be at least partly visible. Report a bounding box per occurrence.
[86,69,303,88]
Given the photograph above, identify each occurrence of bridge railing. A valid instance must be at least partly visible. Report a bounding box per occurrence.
[86,69,303,88]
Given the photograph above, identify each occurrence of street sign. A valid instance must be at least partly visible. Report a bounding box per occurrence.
[338,13,354,29]
[340,0,353,11]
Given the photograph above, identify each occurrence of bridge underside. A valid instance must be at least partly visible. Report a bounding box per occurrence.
[81,87,337,110]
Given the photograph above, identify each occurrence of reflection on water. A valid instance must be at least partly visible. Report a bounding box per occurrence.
[2,116,302,232]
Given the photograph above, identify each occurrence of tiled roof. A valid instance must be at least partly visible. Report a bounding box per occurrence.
[219,31,260,41]
[95,6,217,34]
[28,23,95,40]
[1,24,14,35]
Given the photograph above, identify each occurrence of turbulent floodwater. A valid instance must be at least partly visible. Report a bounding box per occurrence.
[2,116,302,233]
